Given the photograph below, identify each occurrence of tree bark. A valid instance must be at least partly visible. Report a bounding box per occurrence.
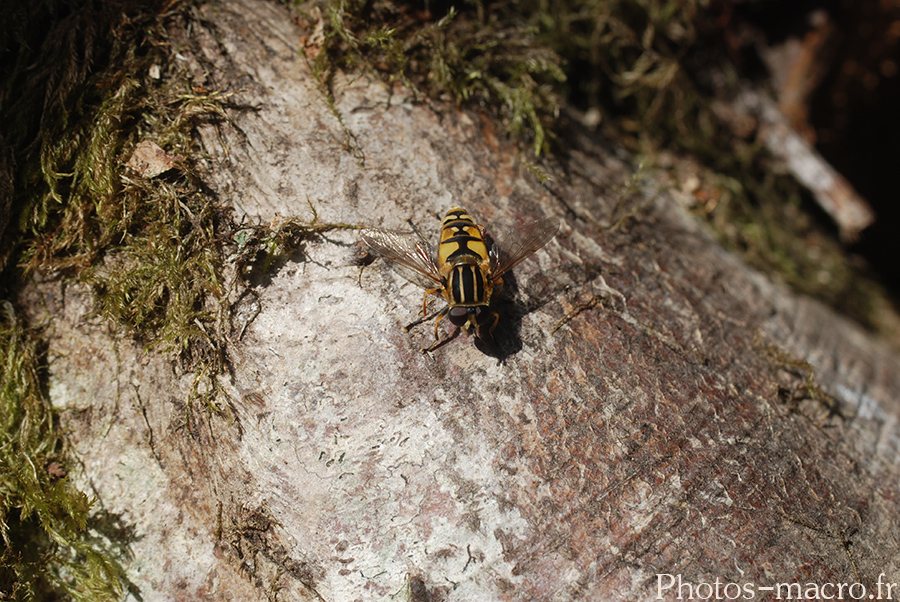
[23,0,900,600]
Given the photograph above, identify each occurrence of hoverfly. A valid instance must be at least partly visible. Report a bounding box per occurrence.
[361,207,558,352]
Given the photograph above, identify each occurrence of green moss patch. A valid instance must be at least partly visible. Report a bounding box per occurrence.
[299,0,566,155]
[0,303,126,601]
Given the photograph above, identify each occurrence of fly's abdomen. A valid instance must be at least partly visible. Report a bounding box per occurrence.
[447,264,488,306]
[437,207,489,268]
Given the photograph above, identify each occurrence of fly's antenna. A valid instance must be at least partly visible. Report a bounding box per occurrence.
[406,218,429,247]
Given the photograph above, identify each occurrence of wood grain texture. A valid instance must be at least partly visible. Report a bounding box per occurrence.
[23,0,900,600]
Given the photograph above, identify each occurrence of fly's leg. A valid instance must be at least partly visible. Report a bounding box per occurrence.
[405,306,458,352]
[486,309,500,339]
[480,276,502,340]
[479,224,491,246]
[404,288,442,331]
[475,309,500,342]
[423,288,440,318]
[492,276,504,299]
[421,289,429,318]
[433,310,445,340]
[404,305,445,332]
[422,322,461,353]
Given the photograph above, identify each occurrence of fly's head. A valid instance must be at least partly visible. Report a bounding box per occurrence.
[447,305,498,339]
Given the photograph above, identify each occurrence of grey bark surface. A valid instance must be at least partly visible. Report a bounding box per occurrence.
[22,0,900,600]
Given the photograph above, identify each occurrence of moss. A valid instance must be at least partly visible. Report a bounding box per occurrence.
[688,158,889,333]
[299,0,565,155]
[0,2,181,598]
[756,335,841,419]
[0,302,126,601]
[297,0,711,152]
[20,71,224,408]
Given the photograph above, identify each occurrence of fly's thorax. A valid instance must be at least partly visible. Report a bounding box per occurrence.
[442,261,493,307]
[437,207,489,270]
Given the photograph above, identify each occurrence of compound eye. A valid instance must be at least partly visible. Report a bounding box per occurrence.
[474,306,494,326]
[448,307,470,327]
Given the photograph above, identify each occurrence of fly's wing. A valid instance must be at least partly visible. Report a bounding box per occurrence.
[360,228,442,290]
[488,217,559,279]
